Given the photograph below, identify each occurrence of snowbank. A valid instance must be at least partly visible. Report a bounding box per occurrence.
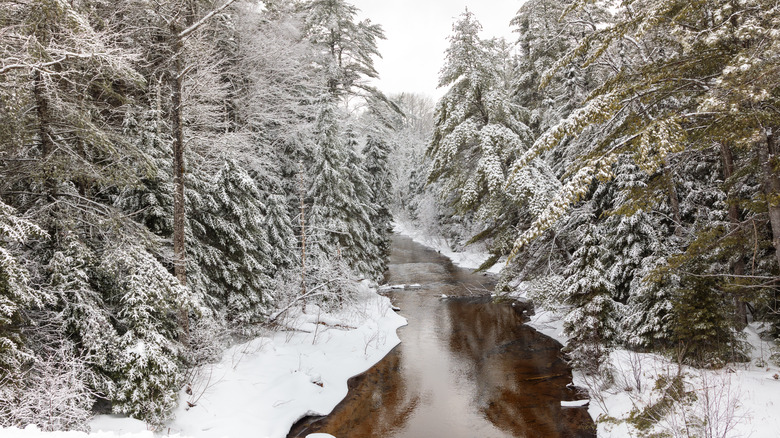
[0,426,166,438]
[392,221,505,274]
[3,282,406,438]
[575,332,780,438]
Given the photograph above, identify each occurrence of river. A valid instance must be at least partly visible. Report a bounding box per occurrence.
[289,234,595,438]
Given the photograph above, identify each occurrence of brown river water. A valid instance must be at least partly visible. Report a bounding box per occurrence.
[289,234,595,438]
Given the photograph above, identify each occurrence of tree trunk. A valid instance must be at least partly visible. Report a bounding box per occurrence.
[720,143,747,328]
[170,19,190,342]
[663,156,682,236]
[33,69,59,204]
[171,33,187,287]
[761,128,780,270]
[298,160,307,298]
[33,70,54,160]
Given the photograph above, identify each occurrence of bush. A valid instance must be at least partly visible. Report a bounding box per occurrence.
[0,345,95,431]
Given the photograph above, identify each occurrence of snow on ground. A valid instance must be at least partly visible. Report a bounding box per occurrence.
[392,221,505,274]
[512,287,780,438]
[526,308,568,345]
[579,329,780,438]
[0,426,168,438]
[2,281,406,438]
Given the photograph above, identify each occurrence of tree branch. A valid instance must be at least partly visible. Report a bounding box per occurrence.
[267,279,340,324]
[177,0,238,40]
[0,51,109,75]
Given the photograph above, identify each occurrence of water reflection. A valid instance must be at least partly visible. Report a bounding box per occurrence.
[289,235,594,438]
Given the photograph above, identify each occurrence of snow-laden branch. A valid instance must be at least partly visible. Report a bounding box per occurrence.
[178,0,239,40]
[0,51,105,74]
[267,279,339,324]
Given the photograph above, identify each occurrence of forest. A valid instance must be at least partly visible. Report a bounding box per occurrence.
[409,0,780,374]
[0,0,399,428]
[1,0,779,435]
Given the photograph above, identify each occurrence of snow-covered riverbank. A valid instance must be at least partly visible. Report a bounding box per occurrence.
[391,222,505,274]
[7,220,780,438]
[397,220,780,438]
[2,281,406,438]
[524,304,780,438]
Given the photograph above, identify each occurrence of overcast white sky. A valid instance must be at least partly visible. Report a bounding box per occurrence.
[350,0,527,98]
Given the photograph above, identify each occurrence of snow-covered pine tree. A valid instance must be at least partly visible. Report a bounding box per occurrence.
[574,158,677,350]
[285,0,392,282]
[0,201,45,378]
[621,256,677,350]
[671,266,745,365]
[2,227,103,428]
[187,160,275,326]
[344,130,385,278]
[510,0,605,139]
[233,5,321,207]
[601,160,661,303]
[99,243,190,426]
[0,0,147,224]
[115,105,174,237]
[427,10,559,263]
[262,190,298,275]
[560,224,619,371]
[47,237,119,395]
[307,100,383,281]
[301,0,384,98]
[363,134,394,260]
[429,10,523,213]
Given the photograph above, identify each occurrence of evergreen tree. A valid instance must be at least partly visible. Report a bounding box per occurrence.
[234,5,321,203]
[621,255,677,350]
[115,105,174,237]
[262,191,298,274]
[508,0,780,265]
[560,225,620,371]
[47,237,119,395]
[671,269,745,364]
[511,0,604,138]
[0,201,45,378]
[99,244,190,426]
[344,130,386,277]
[0,0,143,196]
[427,10,559,263]
[307,101,383,280]
[363,134,394,258]
[602,161,661,303]
[301,0,385,98]
[187,160,275,326]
